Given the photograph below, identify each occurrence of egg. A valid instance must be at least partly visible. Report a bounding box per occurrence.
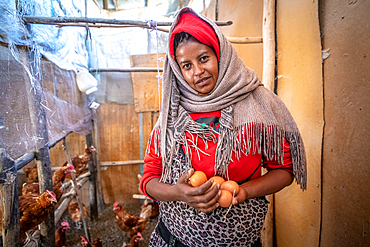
[209,176,225,189]
[190,171,208,187]
[220,180,240,195]
[218,190,233,207]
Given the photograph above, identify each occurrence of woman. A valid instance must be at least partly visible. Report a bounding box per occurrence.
[140,8,306,247]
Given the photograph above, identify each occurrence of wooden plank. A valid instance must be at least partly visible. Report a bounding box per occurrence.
[0,149,21,247]
[130,53,165,113]
[97,104,142,204]
[100,160,144,167]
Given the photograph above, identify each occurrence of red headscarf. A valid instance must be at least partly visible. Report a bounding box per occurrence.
[169,11,220,61]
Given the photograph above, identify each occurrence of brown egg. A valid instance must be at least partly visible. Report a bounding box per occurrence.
[220,180,240,195]
[190,171,208,187]
[218,190,233,207]
[209,176,225,189]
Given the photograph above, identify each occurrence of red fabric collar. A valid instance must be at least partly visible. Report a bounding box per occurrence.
[169,11,220,61]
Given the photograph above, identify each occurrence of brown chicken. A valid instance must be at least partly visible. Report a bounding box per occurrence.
[113,202,148,237]
[22,164,75,201]
[122,232,143,247]
[22,182,40,195]
[140,199,159,219]
[63,146,96,179]
[68,196,88,223]
[80,236,103,247]
[53,164,75,201]
[55,221,70,247]
[19,190,57,237]
[23,165,38,183]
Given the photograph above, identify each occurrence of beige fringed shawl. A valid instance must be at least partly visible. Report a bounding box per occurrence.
[150,8,307,190]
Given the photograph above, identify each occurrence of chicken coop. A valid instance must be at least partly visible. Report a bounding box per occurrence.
[1,0,370,247]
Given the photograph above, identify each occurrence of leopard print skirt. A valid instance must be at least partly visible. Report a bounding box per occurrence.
[149,152,269,247]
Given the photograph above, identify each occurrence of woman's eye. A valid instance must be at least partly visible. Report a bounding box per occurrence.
[200,56,209,62]
[183,64,190,69]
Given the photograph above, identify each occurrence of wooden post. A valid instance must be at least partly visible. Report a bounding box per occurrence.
[0,149,21,247]
[63,138,91,242]
[24,47,55,247]
[262,0,276,92]
[261,1,276,246]
[91,110,104,211]
[86,133,98,221]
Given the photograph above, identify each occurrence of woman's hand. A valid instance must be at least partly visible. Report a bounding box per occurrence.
[232,187,248,205]
[174,169,220,213]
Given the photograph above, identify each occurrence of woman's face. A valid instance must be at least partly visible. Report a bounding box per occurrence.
[175,37,219,96]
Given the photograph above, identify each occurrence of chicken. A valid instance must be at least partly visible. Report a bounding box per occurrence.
[63,146,96,179]
[140,199,159,219]
[55,221,70,247]
[22,165,39,195]
[53,164,75,201]
[22,164,75,201]
[22,182,40,195]
[23,165,38,183]
[80,236,103,247]
[113,202,148,237]
[68,196,88,223]
[122,232,144,247]
[19,190,57,237]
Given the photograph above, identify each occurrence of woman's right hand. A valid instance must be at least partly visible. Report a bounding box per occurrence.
[174,169,221,213]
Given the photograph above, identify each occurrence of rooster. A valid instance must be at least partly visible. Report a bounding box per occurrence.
[19,190,57,238]
[68,196,88,225]
[113,202,148,238]
[63,146,96,179]
[122,232,143,247]
[140,199,159,219]
[22,164,75,202]
[55,221,70,247]
[80,236,103,247]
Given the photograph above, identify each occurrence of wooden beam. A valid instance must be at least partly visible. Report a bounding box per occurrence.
[89,68,163,73]
[262,0,276,92]
[227,37,263,44]
[25,48,55,247]
[91,110,104,211]
[0,149,21,247]
[100,160,144,167]
[15,152,35,171]
[86,133,98,221]
[23,16,233,27]
[63,138,91,242]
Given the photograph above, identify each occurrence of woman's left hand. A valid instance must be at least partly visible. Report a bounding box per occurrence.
[232,187,248,205]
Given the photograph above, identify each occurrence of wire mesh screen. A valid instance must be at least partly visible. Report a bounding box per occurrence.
[0,44,91,160]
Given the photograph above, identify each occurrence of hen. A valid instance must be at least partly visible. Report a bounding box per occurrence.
[68,196,88,224]
[23,165,38,183]
[19,190,57,237]
[122,232,143,247]
[53,164,75,201]
[113,202,148,238]
[140,199,159,219]
[63,146,96,179]
[80,236,103,247]
[22,164,75,201]
[55,221,70,247]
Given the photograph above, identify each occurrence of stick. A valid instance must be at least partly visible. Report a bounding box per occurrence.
[23,16,233,27]
[62,138,91,242]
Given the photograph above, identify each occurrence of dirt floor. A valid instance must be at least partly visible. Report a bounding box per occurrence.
[57,202,157,247]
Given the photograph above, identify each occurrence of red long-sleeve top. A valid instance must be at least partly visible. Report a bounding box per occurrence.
[140,111,293,198]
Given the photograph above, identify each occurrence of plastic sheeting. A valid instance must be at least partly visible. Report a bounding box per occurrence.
[0,0,209,158]
[0,0,91,159]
